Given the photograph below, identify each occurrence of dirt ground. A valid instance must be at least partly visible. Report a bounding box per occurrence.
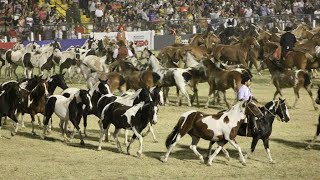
[0,69,320,180]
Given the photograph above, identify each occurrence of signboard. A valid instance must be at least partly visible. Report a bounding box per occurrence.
[93,31,155,51]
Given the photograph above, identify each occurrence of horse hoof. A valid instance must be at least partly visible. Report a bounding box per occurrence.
[305,145,312,150]
[241,162,247,166]
[32,132,37,136]
[269,160,276,164]
[199,157,205,164]
[80,140,85,146]
[97,147,102,151]
[160,156,167,163]
[137,151,142,157]
[11,132,16,136]
[207,162,212,166]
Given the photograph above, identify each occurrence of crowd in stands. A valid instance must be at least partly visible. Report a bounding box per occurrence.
[0,0,320,41]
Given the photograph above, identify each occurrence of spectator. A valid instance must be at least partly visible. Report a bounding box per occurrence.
[95,3,104,23]
[38,7,47,24]
[89,0,96,18]
[224,13,237,38]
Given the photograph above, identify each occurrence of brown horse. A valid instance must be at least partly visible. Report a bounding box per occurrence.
[212,37,260,68]
[189,31,221,50]
[161,98,263,166]
[202,58,250,108]
[261,58,317,110]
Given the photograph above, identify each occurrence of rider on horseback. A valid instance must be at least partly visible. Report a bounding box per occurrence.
[110,40,134,72]
[224,13,237,39]
[280,26,297,61]
[238,75,259,134]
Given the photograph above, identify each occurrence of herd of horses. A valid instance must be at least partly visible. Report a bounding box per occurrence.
[0,22,320,166]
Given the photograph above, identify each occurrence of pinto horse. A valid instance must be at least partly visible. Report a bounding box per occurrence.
[98,101,158,156]
[43,90,93,145]
[262,58,317,110]
[214,98,290,163]
[161,98,263,166]
[0,83,22,137]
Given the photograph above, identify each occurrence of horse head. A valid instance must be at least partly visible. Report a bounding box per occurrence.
[146,101,158,125]
[97,79,111,95]
[79,90,93,111]
[275,98,290,122]
[49,73,68,90]
[150,86,164,106]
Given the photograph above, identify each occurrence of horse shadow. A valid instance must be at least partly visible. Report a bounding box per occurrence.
[270,138,320,150]
[16,131,61,143]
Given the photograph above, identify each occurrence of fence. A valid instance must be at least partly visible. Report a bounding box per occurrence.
[0,14,317,42]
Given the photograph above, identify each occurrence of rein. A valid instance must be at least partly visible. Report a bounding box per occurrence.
[262,100,283,121]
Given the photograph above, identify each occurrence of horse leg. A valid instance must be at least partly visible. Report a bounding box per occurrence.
[207,145,223,166]
[12,64,19,81]
[142,123,158,143]
[30,112,37,135]
[190,136,204,163]
[245,137,259,159]
[305,86,317,110]
[124,129,129,146]
[228,139,246,166]
[37,114,42,127]
[222,91,230,108]
[131,127,144,156]
[306,116,320,149]
[161,130,183,163]
[113,128,123,153]
[292,87,300,109]
[262,137,274,163]
[175,87,181,106]
[126,133,136,155]
[69,117,85,145]
[0,114,2,137]
[83,113,88,137]
[205,84,214,109]
[207,141,230,161]
[163,87,170,105]
[97,127,106,151]
[9,112,19,136]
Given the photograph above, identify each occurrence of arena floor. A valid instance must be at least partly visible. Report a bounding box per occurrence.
[0,67,319,180]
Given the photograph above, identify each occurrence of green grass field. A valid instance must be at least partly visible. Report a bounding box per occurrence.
[0,67,320,180]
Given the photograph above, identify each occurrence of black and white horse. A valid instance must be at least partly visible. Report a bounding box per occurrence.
[43,89,93,145]
[142,48,193,106]
[98,101,158,156]
[0,83,22,137]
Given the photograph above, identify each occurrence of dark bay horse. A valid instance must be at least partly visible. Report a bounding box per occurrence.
[262,58,317,110]
[161,98,263,166]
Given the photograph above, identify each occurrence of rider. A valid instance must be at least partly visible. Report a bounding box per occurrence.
[238,75,259,135]
[224,13,237,39]
[110,40,134,72]
[116,25,127,46]
[280,26,297,61]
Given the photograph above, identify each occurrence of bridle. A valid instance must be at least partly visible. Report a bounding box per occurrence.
[263,100,286,121]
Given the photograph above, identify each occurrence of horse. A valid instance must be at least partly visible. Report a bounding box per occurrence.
[22,46,55,78]
[212,37,260,68]
[261,58,317,110]
[202,58,251,108]
[43,90,93,145]
[212,98,290,163]
[142,48,193,106]
[161,98,263,166]
[97,101,158,156]
[26,78,49,134]
[81,37,98,50]
[306,86,320,150]
[189,31,221,50]
[0,83,22,137]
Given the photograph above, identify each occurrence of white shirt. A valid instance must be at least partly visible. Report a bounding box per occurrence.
[113,48,134,59]
[238,85,252,101]
[95,9,104,17]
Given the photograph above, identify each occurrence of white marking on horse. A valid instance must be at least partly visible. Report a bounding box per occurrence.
[122,102,145,125]
[181,110,197,127]
[0,90,5,97]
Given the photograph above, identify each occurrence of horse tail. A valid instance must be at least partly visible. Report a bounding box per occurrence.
[44,97,57,125]
[165,111,197,149]
[303,72,311,88]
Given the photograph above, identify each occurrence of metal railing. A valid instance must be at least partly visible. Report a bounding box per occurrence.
[0,14,316,42]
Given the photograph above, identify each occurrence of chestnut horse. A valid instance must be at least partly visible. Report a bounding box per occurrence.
[212,37,260,68]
